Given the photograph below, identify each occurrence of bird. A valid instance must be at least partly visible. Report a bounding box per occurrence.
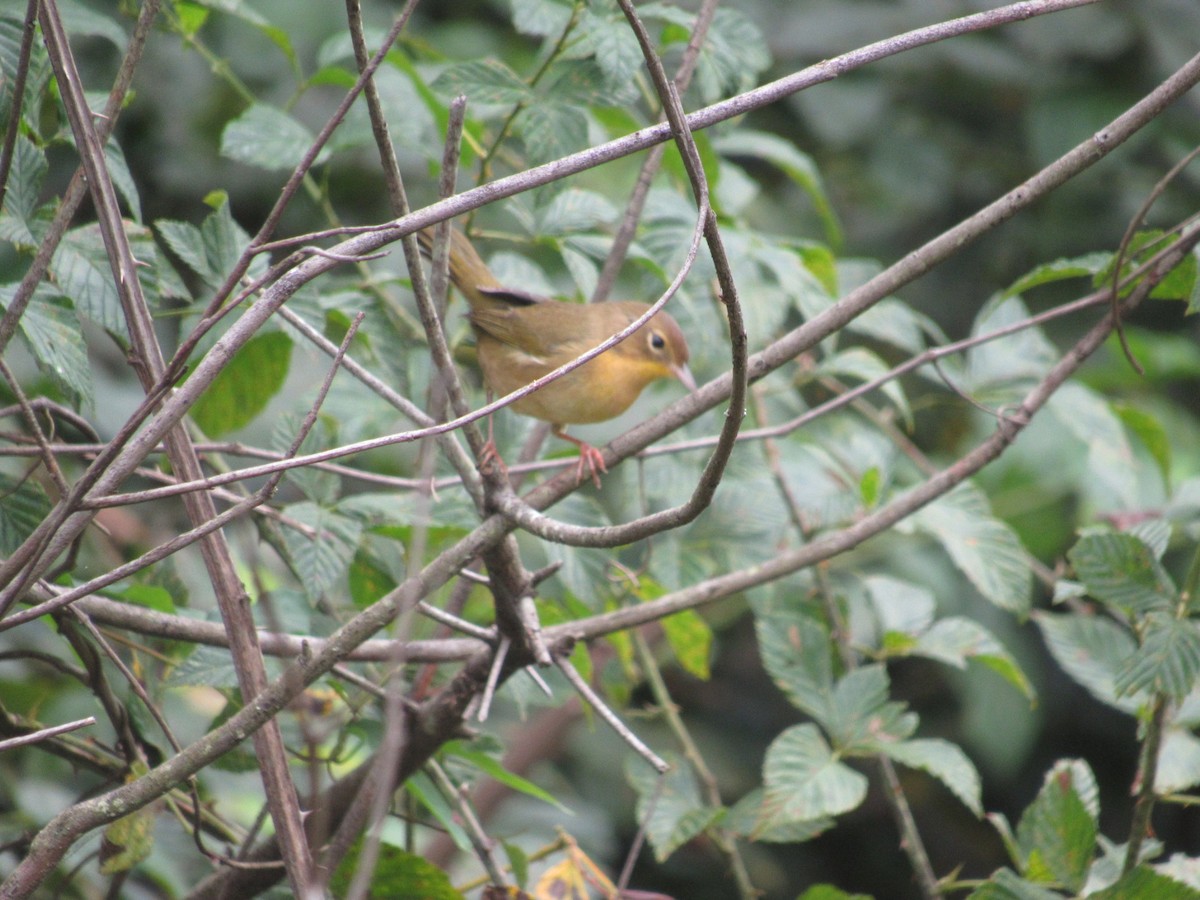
[418,226,695,486]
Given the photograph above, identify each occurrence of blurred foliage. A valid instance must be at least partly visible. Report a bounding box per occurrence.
[2,0,1200,899]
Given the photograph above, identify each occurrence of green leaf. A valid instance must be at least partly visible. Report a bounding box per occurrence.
[726,787,832,843]
[0,135,47,247]
[167,645,240,689]
[220,104,330,172]
[760,723,868,827]
[1088,865,1200,899]
[824,665,916,752]
[1101,230,1199,303]
[754,607,834,716]
[0,285,93,407]
[1014,760,1098,891]
[514,103,589,165]
[1114,614,1200,700]
[1034,611,1139,713]
[627,757,722,861]
[1155,728,1200,794]
[0,472,51,556]
[967,868,1071,900]
[662,608,712,680]
[431,59,531,106]
[330,840,465,899]
[536,189,617,237]
[442,742,570,814]
[798,886,874,900]
[859,466,881,507]
[1003,252,1113,298]
[962,295,1058,401]
[405,772,471,852]
[582,11,644,91]
[1114,402,1171,485]
[52,225,128,337]
[1068,531,1176,615]
[509,0,575,37]
[911,617,1035,700]
[911,483,1031,614]
[711,129,841,247]
[157,197,262,290]
[884,738,983,817]
[863,574,936,636]
[1050,382,1142,507]
[190,331,292,437]
[281,503,363,601]
[818,347,910,427]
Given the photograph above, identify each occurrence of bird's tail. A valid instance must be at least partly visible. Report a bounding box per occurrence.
[417,226,503,310]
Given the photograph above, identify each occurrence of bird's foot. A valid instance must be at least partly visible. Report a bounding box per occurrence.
[478,439,509,480]
[572,442,608,489]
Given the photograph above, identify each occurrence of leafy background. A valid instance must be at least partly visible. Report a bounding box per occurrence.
[3,0,1200,898]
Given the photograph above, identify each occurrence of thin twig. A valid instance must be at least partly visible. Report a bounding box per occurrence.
[0,717,96,753]
[556,654,667,774]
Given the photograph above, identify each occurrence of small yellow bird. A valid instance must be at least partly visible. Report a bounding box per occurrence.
[419,227,695,485]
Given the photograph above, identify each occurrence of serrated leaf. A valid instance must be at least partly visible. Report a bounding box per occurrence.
[0,471,51,556]
[509,0,574,37]
[1034,611,1139,713]
[190,331,292,437]
[583,12,644,89]
[281,503,362,601]
[536,189,617,237]
[628,758,722,861]
[912,617,1035,700]
[1088,864,1200,899]
[167,645,239,689]
[51,225,128,337]
[1,284,93,406]
[157,198,262,290]
[0,135,47,247]
[514,103,589,165]
[754,607,834,716]
[1114,614,1200,700]
[1157,854,1200,891]
[220,104,329,172]
[432,59,531,106]
[1068,531,1176,615]
[825,665,916,751]
[912,482,1031,613]
[885,738,983,816]
[967,868,1071,900]
[1015,760,1097,891]
[1155,728,1200,794]
[760,723,868,827]
[726,788,832,843]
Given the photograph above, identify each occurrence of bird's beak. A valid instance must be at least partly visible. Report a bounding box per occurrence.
[673,363,698,393]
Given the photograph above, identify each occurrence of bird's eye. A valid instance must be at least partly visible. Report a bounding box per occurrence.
[650,332,666,350]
